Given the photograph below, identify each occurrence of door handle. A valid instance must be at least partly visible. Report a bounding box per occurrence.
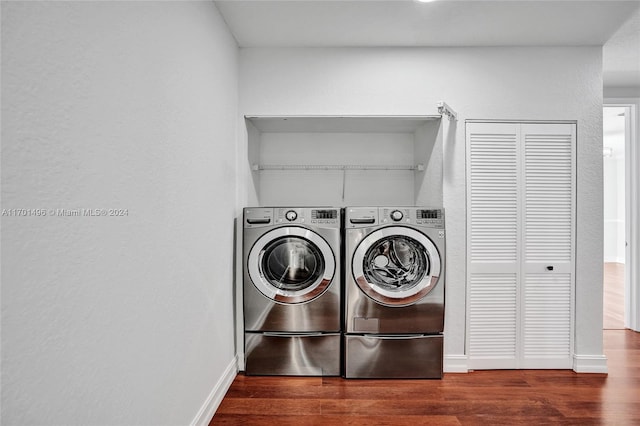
[546,266,554,271]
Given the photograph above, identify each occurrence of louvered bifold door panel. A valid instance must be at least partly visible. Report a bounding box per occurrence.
[521,123,575,368]
[467,123,520,369]
[523,273,572,366]
[468,274,517,366]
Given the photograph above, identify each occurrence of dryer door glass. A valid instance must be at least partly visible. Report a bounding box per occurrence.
[352,226,441,306]
[262,236,325,292]
[362,235,429,292]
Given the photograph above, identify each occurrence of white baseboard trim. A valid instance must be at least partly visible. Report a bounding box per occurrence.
[572,354,608,373]
[191,355,238,426]
[444,355,469,373]
[604,257,625,264]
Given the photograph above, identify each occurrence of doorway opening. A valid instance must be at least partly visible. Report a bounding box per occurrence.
[603,106,629,330]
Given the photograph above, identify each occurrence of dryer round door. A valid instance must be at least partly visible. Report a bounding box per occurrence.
[352,226,441,307]
[248,226,336,304]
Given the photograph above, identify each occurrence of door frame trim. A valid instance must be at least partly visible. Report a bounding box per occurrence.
[604,99,639,332]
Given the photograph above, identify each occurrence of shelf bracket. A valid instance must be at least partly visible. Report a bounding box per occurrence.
[437,101,458,121]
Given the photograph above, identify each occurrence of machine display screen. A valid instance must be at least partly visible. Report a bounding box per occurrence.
[312,210,337,219]
[418,209,440,219]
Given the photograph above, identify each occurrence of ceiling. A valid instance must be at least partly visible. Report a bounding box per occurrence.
[215,0,640,89]
[603,5,640,89]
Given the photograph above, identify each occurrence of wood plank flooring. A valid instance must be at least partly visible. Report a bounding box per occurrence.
[211,330,640,425]
[214,263,632,424]
[604,262,625,330]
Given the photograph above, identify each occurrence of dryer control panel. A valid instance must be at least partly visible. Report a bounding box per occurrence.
[346,207,378,228]
[346,207,444,229]
[415,208,445,227]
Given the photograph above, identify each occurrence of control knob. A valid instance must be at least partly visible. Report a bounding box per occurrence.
[390,210,403,221]
[285,210,297,221]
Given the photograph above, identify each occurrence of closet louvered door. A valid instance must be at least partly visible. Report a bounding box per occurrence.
[466,123,520,369]
[466,122,575,370]
[521,123,574,368]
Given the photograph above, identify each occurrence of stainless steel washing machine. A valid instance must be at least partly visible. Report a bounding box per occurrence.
[243,207,341,376]
[344,207,445,379]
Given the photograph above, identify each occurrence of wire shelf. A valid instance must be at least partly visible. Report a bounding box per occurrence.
[252,164,424,171]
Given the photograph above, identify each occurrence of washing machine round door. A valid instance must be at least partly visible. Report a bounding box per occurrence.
[352,226,441,307]
[248,226,336,304]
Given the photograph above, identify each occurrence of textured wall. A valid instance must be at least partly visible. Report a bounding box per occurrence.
[1,2,238,424]
[238,46,604,367]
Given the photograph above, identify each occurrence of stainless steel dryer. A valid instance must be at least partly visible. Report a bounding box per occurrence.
[243,207,341,376]
[344,207,445,379]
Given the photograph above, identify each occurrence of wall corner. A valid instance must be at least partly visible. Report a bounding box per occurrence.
[572,354,608,374]
[444,355,469,373]
[191,356,238,426]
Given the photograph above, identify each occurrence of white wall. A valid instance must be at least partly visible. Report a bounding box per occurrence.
[603,156,625,263]
[605,87,640,98]
[238,46,605,371]
[1,2,238,425]
[258,131,416,206]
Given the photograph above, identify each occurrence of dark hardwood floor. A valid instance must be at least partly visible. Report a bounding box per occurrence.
[211,330,640,425]
[604,262,625,330]
[213,265,636,424]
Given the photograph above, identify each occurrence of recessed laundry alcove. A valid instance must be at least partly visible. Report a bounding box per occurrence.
[245,116,444,207]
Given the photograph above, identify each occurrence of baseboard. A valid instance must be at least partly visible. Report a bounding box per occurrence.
[444,355,469,373]
[191,355,238,426]
[604,257,625,264]
[572,354,608,373]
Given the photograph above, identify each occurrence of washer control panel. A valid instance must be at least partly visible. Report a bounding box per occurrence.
[390,210,404,221]
[277,208,340,227]
[285,210,297,221]
[245,207,341,228]
[244,208,273,228]
[310,208,340,225]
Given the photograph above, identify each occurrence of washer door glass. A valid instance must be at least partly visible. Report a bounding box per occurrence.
[353,227,440,306]
[262,236,325,292]
[248,227,336,304]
